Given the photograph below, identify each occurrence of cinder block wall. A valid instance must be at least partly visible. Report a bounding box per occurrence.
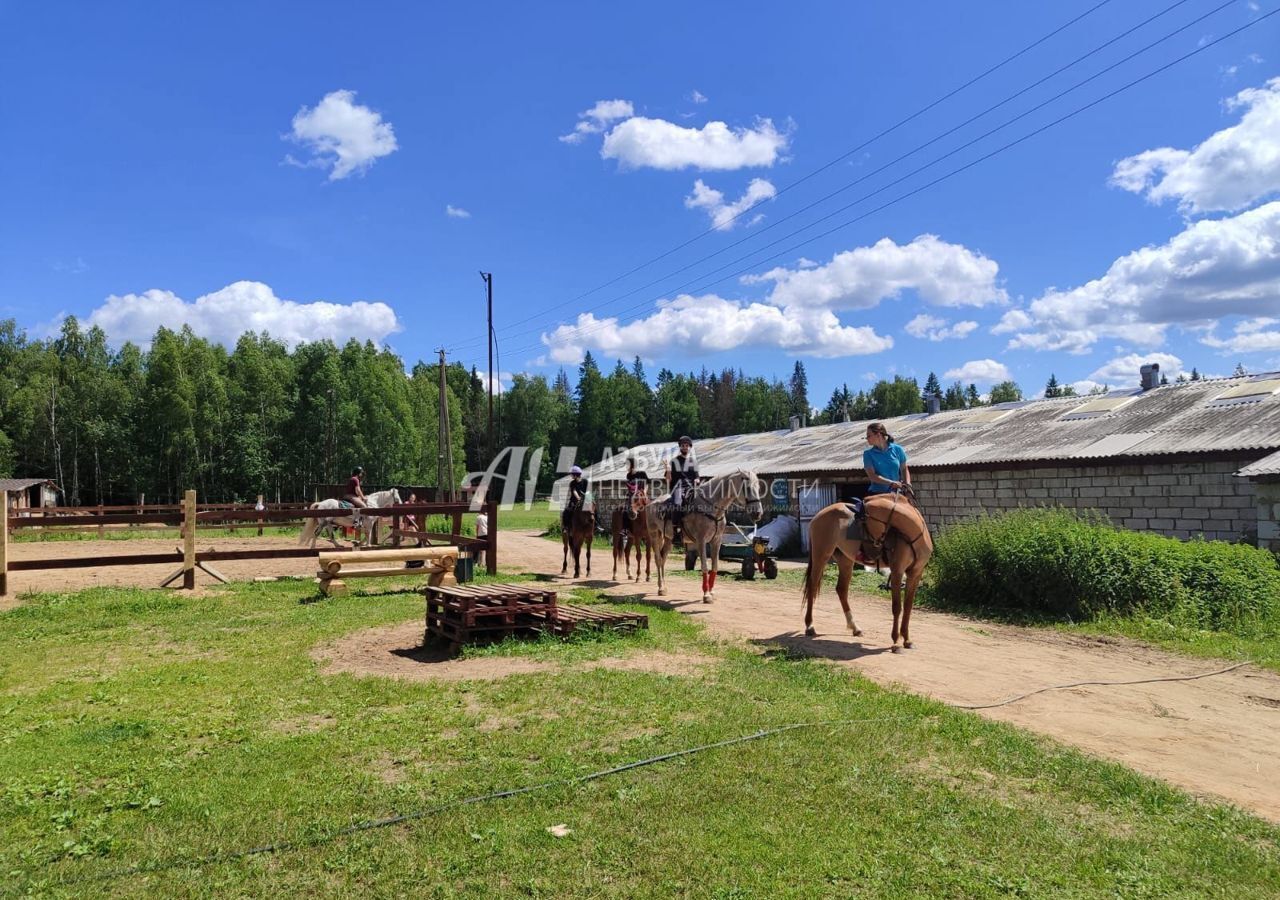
[912,460,1259,543]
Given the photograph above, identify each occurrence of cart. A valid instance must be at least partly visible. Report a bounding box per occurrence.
[683,523,778,579]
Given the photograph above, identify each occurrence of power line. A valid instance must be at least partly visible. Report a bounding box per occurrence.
[503,6,1275,362]
[461,0,1219,356]
[451,0,1120,351]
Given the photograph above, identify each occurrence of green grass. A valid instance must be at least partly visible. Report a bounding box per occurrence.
[495,504,560,534]
[1,576,1278,897]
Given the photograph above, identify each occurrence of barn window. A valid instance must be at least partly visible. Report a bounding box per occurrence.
[1059,393,1140,421]
[1206,378,1280,407]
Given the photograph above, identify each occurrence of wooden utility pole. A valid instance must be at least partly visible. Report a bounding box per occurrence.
[481,271,494,463]
[438,349,456,502]
[0,490,8,597]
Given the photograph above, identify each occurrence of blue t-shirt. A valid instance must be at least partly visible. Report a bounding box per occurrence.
[863,443,908,493]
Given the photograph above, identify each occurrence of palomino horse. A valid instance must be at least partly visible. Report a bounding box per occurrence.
[802,493,933,651]
[611,505,652,582]
[298,488,402,549]
[561,505,595,579]
[643,469,764,602]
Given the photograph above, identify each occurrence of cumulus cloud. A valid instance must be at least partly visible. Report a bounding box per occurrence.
[540,293,891,363]
[943,359,1011,384]
[684,178,776,230]
[1110,77,1280,215]
[904,314,978,341]
[285,89,398,181]
[1087,352,1184,388]
[445,204,471,218]
[746,234,1007,310]
[1203,317,1280,353]
[601,116,789,170]
[559,99,635,144]
[87,281,401,349]
[999,201,1280,354]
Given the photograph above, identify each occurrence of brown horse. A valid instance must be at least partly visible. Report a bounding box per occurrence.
[801,493,933,652]
[561,507,595,579]
[611,505,651,582]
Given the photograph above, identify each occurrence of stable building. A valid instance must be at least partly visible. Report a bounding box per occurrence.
[0,478,61,513]
[580,367,1280,552]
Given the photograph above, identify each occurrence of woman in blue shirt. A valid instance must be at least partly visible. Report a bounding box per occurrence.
[863,422,911,495]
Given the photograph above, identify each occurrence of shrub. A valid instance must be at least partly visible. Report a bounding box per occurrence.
[926,508,1280,638]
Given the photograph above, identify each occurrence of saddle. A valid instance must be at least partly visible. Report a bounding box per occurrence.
[843,499,866,542]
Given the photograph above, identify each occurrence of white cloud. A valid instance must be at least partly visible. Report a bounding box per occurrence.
[559,99,635,144]
[601,116,789,170]
[445,204,471,219]
[540,293,891,363]
[1203,317,1280,353]
[87,281,401,349]
[1001,201,1280,354]
[795,257,818,269]
[1110,77,1280,214]
[285,89,398,181]
[747,234,1007,310]
[904,314,978,341]
[689,90,708,104]
[684,178,776,230]
[1087,352,1184,388]
[943,359,1011,384]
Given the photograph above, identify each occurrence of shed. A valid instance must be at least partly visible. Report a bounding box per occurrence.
[0,479,62,512]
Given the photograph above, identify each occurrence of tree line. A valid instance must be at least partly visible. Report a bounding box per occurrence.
[1,316,1227,503]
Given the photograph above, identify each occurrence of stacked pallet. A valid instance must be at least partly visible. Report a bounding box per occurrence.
[422,582,651,652]
[423,582,558,652]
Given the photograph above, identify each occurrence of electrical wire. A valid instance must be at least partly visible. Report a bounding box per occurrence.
[455,0,1203,355]
[500,5,1273,361]
[476,0,1121,342]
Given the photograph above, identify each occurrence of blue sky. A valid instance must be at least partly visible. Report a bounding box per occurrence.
[2,0,1279,402]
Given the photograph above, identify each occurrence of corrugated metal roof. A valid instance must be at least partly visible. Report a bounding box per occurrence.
[1236,449,1280,477]
[0,478,59,492]
[577,372,1280,483]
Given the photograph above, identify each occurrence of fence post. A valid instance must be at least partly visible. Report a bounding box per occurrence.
[0,490,8,597]
[182,489,197,590]
[486,497,497,575]
[256,494,264,537]
[97,504,105,539]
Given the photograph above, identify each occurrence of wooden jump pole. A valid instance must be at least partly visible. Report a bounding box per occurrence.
[1,490,9,597]
[486,496,497,575]
[182,489,196,590]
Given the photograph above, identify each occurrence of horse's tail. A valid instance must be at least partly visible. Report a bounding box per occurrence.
[802,543,823,609]
[298,509,318,546]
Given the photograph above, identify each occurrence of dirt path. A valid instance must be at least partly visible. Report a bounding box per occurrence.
[506,531,1280,822]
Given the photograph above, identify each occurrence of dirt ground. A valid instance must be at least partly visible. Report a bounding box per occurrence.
[6,531,1280,822]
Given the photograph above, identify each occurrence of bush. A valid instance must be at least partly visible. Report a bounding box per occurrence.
[927,508,1280,638]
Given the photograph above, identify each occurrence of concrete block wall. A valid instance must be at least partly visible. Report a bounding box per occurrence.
[912,460,1259,544]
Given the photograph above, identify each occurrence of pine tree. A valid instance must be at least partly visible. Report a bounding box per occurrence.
[789,361,810,420]
[1190,368,1201,381]
[1234,363,1248,377]
[965,384,982,407]
[923,371,942,402]
[989,381,1022,405]
[1044,374,1061,399]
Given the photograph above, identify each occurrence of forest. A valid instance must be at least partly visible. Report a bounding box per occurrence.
[1,316,1186,504]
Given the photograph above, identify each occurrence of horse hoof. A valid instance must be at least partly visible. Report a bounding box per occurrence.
[852,628,863,637]
[903,640,913,649]
[891,645,902,654]
[657,589,666,597]
[805,626,816,637]
[702,596,712,604]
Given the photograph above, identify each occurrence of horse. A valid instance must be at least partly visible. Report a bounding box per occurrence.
[298,488,402,549]
[358,488,403,546]
[801,492,933,652]
[561,502,595,579]
[611,504,652,583]
[642,469,764,602]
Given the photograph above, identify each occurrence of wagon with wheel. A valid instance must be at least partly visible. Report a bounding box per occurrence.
[683,522,778,579]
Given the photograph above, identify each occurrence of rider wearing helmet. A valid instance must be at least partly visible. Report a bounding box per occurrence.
[563,465,589,531]
[625,455,649,517]
[343,466,368,509]
[665,436,699,543]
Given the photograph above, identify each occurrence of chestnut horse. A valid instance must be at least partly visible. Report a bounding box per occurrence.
[801,493,933,651]
[561,507,595,579]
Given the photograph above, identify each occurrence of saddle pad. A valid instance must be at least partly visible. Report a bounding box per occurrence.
[843,500,865,542]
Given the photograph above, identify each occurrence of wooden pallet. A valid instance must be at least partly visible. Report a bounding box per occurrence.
[548,604,649,637]
[423,582,557,650]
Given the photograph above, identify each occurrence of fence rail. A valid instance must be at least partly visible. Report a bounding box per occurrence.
[0,491,497,596]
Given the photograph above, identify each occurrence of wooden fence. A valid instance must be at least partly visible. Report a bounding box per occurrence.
[0,491,497,596]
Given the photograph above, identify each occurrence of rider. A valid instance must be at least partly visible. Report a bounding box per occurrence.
[562,465,589,532]
[625,455,649,517]
[863,422,911,497]
[665,436,699,544]
[343,466,368,509]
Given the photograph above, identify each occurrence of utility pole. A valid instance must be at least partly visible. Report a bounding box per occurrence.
[438,348,456,502]
[480,271,494,464]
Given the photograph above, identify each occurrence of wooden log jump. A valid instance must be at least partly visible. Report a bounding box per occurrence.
[316,546,460,597]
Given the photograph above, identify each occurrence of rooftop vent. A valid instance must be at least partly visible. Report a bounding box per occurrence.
[788,414,803,432]
[1140,363,1160,391]
[926,394,941,415]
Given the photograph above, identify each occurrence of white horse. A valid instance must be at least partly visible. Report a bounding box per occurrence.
[298,488,402,549]
[642,469,765,603]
